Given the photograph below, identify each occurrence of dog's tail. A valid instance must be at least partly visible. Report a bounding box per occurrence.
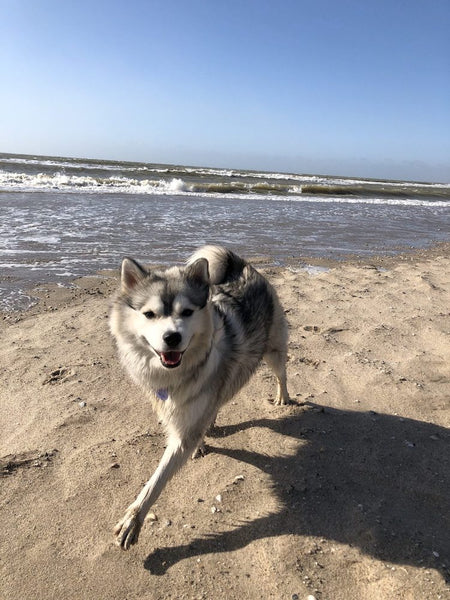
[187,245,246,285]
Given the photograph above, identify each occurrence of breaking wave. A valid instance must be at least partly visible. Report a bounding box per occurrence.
[0,170,191,195]
[0,168,448,207]
[1,152,449,208]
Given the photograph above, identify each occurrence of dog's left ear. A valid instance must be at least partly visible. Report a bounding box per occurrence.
[185,258,209,287]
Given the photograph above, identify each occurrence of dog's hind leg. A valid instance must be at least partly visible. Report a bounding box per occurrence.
[114,432,200,550]
[264,347,290,405]
[265,300,290,405]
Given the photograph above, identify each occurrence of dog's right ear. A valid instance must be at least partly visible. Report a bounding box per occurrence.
[185,257,210,288]
[121,257,147,293]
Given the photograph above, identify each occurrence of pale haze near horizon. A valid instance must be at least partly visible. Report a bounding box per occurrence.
[1,0,449,183]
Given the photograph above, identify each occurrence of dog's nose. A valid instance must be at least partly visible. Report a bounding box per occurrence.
[163,331,182,348]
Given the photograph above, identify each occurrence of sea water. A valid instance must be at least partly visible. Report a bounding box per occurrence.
[1,153,449,310]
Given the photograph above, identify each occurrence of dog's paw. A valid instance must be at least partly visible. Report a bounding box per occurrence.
[191,442,207,459]
[114,506,143,550]
[273,394,291,406]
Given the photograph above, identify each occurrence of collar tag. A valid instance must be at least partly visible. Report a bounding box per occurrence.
[156,388,169,401]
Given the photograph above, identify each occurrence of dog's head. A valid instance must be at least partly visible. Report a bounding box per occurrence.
[118,257,211,369]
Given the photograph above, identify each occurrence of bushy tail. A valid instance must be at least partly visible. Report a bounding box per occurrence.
[187,245,246,285]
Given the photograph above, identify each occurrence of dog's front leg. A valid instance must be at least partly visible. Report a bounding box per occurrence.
[114,435,195,550]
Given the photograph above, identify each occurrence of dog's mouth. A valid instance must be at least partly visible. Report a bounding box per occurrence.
[157,350,184,369]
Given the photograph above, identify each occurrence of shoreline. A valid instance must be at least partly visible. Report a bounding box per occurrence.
[3,241,450,318]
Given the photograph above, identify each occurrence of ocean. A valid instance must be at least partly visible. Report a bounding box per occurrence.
[1,152,449,311]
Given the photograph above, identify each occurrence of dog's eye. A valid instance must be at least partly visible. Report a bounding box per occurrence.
[143,310,155,319]
[181,308,194,317]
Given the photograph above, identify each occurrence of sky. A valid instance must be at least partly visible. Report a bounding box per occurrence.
[1,0,449,182]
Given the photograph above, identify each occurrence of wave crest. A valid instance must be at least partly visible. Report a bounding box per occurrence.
[0,167,448,207]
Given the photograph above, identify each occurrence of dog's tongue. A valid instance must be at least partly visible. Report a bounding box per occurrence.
[161,351,182,366]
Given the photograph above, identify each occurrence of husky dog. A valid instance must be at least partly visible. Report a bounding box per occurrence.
[110,245,289,550]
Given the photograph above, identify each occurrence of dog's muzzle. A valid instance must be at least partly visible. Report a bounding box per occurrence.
[158,331,184,368]
[157,350,184,368]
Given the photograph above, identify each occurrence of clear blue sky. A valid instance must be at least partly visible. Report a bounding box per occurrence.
[1,0,449,181]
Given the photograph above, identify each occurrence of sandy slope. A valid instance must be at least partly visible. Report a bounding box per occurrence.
[1,246,449,600]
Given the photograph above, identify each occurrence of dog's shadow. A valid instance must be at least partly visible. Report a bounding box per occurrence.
[144,403,450,581]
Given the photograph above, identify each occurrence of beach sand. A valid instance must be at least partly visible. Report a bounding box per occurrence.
[1,245,449,600]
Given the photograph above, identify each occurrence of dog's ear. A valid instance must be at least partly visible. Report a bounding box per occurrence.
[185,258,209,287]
[121,257,147,292]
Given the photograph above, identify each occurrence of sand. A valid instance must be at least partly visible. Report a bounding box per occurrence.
[1,245,449,600]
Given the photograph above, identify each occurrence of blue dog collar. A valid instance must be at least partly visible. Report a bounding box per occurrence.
[156,388,169,401]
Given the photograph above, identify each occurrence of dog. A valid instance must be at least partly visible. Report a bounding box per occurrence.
[109,245,289,550]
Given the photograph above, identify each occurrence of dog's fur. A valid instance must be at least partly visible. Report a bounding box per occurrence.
[110,245,289,549]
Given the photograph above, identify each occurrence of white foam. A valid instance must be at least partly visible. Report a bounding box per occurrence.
[21,235,61,244]
[287,265,330,276]
[0,156,146,173]
[0,169,448,207]
[188,189,449,208]
[303,265,330,276]
[163,178,190,193]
